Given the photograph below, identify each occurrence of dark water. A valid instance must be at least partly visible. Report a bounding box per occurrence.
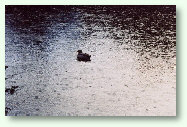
[5,6,176,116]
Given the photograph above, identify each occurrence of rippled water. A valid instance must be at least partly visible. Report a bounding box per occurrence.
[5,5,176,116]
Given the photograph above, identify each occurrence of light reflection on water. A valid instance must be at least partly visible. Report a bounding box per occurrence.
[5,6,176,116]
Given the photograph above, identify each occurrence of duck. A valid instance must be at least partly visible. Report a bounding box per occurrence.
[77,50,91,62]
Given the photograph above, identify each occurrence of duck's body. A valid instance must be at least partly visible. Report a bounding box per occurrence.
[77,50,91,62]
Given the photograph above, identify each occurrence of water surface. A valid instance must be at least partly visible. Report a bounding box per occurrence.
[5,5,176,116]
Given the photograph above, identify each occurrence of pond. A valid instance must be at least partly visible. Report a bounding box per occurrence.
[5,5,176,116]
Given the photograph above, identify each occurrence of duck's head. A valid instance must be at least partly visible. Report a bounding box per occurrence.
[77,50,82,53]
